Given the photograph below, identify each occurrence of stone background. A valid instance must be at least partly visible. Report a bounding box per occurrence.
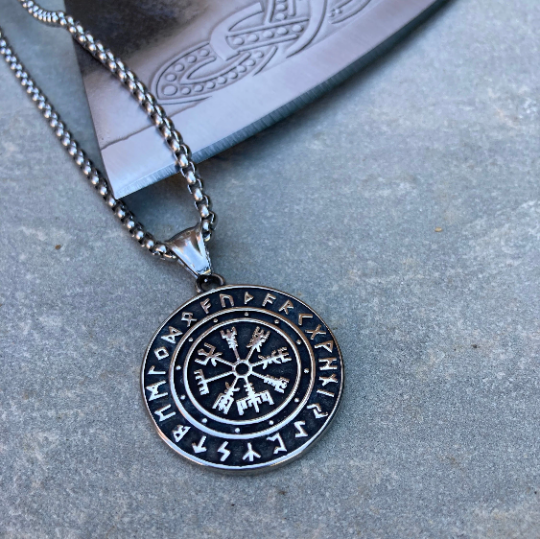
[1,0,539,538]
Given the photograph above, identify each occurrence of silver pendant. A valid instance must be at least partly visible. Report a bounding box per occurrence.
[142,284,344,472]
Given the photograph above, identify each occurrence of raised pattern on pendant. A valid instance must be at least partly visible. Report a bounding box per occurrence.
[141,285,344,472]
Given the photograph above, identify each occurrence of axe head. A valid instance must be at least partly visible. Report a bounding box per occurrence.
[65,0,447,197]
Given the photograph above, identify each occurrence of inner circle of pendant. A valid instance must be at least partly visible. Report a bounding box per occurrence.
[234,361,250,376]
[181,318,302,426]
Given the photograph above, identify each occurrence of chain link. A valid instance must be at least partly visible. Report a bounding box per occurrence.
[0,0,217,261]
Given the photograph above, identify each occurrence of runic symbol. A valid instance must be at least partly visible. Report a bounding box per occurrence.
[306,324,326,341]
[242,443,261,462]
[161,326,182,344]
[307,403,328,419]
[246,327,270,355]
[253,347,291,369]
[192,435,207,454]
[294,420,308,438]
[213,380,240,414]
[172,425,190,442]
[217,441,231,462]
[319,374,339,386]
[237,381,274,415]
[195,342,223,366]
[267,432,287,454]
[221,327,239,355]
[253,373,289,393]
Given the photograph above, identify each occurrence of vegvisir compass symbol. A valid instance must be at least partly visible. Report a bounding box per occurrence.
[193,324,293,417]
[184,316,302,425]
[142,285,344,472]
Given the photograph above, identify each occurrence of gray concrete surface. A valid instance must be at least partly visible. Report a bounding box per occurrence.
[1,0,539,538]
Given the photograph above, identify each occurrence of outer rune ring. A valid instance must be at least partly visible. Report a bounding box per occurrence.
[142,285,344,472]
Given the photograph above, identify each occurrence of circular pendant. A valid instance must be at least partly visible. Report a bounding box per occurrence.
[141,285,344,472]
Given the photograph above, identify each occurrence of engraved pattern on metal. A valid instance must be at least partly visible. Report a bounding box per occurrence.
[63,0,446,197]
[142,285,344,472]
[153,0,376,104]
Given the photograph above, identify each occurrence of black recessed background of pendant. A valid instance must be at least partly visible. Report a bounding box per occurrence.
[171,307,313,437]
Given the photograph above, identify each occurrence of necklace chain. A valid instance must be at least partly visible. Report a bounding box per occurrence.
[0,0,217,262]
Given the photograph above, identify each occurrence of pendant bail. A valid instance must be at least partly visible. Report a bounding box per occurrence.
[165,222,213,279]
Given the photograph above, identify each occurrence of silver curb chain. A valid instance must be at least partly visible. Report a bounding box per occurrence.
[0,0,217,262]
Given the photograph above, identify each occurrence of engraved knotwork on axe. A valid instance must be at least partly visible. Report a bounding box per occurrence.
[153,0,374,103]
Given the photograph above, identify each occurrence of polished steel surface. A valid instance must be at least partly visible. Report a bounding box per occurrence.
[0,0,218,266]
[166,223,213,278]
[64,0,447,198]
